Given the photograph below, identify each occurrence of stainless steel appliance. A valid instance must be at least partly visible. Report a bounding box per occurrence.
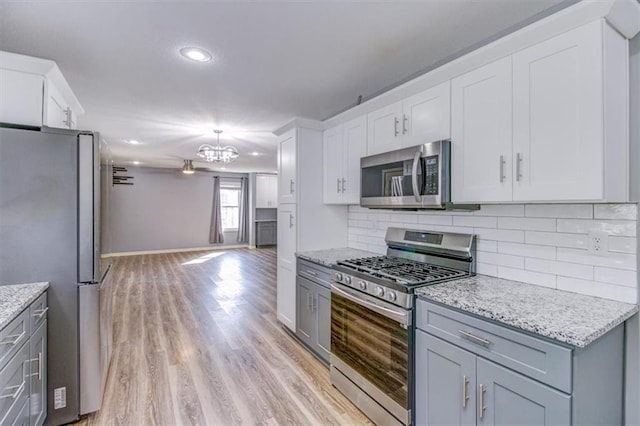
[330,227,476,425]
[0,125,112,425]
[360,140,451,209]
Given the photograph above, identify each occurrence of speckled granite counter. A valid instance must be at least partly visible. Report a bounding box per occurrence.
[296,248,379,267]
[416,275,638,348]
[0,282,49,330]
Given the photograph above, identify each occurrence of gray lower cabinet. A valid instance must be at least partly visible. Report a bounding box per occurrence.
[296,258,332,364]
[0,292,48,426]
[256,222,277,247]
[415,299,623,426]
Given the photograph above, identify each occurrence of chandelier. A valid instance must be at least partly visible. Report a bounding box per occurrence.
[196,129,239,163]
[182,159,195,174]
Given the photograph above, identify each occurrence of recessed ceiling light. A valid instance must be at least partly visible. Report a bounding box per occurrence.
[250,152,260,156]
[180,47,212,62]
[129,140,140,145]
[220,167,226,170]
[133,161,141,165]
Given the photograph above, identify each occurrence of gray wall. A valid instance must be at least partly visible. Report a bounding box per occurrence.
[106,166,249,254]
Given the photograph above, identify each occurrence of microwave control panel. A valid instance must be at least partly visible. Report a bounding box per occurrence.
[424,155,439,195]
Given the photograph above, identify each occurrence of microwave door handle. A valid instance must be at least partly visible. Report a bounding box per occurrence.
[411,148,422,202]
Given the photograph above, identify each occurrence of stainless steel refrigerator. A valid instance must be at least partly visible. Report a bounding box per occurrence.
[0,125,113,425]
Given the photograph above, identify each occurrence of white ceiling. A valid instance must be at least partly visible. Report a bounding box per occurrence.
[0,0,572,173]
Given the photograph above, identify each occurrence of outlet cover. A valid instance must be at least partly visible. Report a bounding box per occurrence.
[588,231,609,256]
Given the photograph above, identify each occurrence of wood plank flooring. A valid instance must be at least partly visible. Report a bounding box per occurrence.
[79,248,372,426]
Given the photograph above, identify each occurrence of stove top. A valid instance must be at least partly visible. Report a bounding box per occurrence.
[336,256,467,286]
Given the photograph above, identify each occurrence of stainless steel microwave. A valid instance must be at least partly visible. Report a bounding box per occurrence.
[360,140,451,209]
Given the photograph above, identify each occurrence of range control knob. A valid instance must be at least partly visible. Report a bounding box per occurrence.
[335,273,343,282]
[344,276,352,285]
[375,287,385,297]
[358,281,367,290]
[386,291,397,302]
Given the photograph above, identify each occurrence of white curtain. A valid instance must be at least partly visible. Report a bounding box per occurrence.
[209,176,224,244]
[237,177,249,243]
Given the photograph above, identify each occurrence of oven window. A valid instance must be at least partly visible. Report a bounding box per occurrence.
[331,292,409,408]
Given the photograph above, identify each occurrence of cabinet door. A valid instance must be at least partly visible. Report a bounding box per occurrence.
[402,81,451,148]
[314,284,331,363]
[451,57,513,203]
[255,175,269,208]
[323,125,344,204]
[267,175,278,207]
[277,204,296,331]
[512,21,603,201]
[296,276,314,347]
[415,331,476,426]
[476,358,570,426]
[342,115,367,204]
[278,130,297,204]
[367,101,403,155]
[0,70,44,127]
[29,321,47,426]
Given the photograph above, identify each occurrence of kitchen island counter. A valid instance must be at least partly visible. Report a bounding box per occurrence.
[416,275,637,347]
[0,282,49,330]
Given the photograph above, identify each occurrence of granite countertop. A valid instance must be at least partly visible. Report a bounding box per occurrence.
[0,282,49,330]
[254,219,277,223]
[416,275,638,348]
[296,248,379,267]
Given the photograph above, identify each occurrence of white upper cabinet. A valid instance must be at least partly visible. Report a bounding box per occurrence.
[278,129,297,204]
[512,20,606,201]
[366,82,451,156]
[256,174,278,208]
[452,19,628,204]
[401,81,451,148]
[452,57,513,203]
[0,52,83,129]
[323,115,367,204]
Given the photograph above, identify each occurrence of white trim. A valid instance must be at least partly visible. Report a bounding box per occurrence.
[102,244,249,257]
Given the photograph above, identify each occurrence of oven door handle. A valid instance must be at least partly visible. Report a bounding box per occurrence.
[411,148,422,203]
[331,284,409,326]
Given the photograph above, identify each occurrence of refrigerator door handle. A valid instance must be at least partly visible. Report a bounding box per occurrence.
[78,133,99,283]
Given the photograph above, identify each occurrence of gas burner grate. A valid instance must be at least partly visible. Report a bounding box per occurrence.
[337,256,467,285]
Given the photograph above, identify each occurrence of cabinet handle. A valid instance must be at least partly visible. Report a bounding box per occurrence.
[0,380,25,400]
[0,330,25,346]
[341,178,346,193]
[30,352,42,380]
[479,384,486,419]
[499,155,506,183]
[462,375,469,408]
[458,330,491,347]
[402,114,408,134]
[63,107,72,128]
[516,153,523,182]
[289,214,294,228]
[289,179,295,194]
[307,293,312,312]
[312,295,316,312]
[337,178,341,193]
[305,270,318,277]
[394,117,400,136]
[33,307,48,319]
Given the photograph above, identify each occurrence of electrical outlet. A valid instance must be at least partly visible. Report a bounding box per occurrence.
[588,231,609,256]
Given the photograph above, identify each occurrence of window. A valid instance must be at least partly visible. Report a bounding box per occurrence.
[220,187,240,231]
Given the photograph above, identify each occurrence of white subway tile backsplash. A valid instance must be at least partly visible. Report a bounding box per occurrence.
[454,216,497,228]
[498,267,557,288]
[346,203,638,303]
[556,277,636,304]
[498,217,556,231]
[557,219,636,237]
[525,231,588,250]
[594,204,637,220]
[525,204,593,219]
[525,258,593,280]
[498,242,556,260]
[557,248,636,271]
[594,267,637,288]
[474,204,525,217]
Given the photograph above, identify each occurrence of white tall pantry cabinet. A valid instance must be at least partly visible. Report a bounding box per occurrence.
[275,121,348,332]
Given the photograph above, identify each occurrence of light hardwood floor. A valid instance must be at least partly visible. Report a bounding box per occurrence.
[80,248,372,426]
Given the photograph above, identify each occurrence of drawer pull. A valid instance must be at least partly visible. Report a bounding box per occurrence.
[30,352,42,381]
[458,330,491,347]
[305,270,318,277]
[33,307,48,319]
[0,330,25,346]
[479,384,486,419]
[462,375,469,408]
[0,381,25,400]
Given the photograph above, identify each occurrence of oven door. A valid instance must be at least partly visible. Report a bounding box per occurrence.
[330,283,411,424]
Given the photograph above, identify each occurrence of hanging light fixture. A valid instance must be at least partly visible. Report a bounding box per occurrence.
[196,129,239,163]
[182,159,195,174]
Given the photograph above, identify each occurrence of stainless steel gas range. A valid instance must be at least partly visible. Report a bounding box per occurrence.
[330,227,476,426]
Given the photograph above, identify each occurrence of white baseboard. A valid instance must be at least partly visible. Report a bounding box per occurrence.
[102,244,250,258]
